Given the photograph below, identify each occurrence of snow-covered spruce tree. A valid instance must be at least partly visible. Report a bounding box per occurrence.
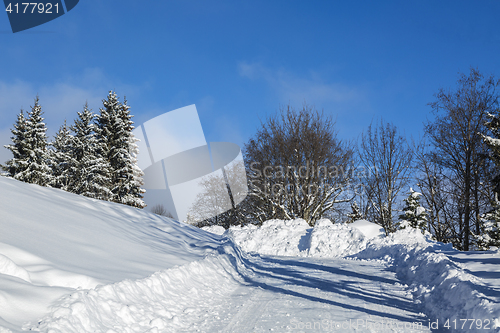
[347,201,363,223]
[96,92,145,208]
[2,110,29,177]
[48,120,74,190]
[398,188,428,233]
[482,109,500,199]
[476,206,500,250]
[70,103,113,200]
[118,97,145,208]
[477,109,500,249]
[3,97,52,186]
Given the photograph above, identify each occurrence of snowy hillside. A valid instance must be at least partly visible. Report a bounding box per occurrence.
[1,176,499,332]
[0,176,224,332]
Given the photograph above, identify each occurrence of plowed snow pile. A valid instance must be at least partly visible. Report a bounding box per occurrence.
[355,229,500,331]
[221,218,384,257]
[206,219,500,331]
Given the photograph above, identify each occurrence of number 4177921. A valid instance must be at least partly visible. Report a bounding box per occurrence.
[5,3,59,14]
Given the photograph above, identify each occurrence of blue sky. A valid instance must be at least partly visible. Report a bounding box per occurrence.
[1,0,500,165]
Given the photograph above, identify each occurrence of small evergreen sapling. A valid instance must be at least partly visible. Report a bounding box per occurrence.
[398,188,428,233]
[347,202,363,223]
[482,111,500,198]
[476,205,500,250]
[477,109,500,249]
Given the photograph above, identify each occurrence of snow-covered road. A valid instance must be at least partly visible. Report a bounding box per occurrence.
[27,243,430,333]
[209,255,430,332]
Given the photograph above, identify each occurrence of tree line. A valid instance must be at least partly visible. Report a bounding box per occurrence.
[191,68,500,251]
[3,69,500,251]
[1,91,146,209]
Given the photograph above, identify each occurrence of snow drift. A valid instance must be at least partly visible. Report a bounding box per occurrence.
[0,176,226,332]
[205,219,500,332]
[355,229,500,332]
[218,218,384,258]
[26,242,250,333]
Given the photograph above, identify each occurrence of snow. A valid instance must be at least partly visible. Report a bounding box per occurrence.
[201,225,226,235]
[28,253,246,332]
[224,218,383,258]
[350,219,385,239]
[354,229,500,331]
[225,219,311,256]
[210,220,500,332]
[0,176,221,332]
[1,175,500,332]
[307,219,367,257]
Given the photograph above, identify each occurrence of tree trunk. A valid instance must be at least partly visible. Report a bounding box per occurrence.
[464,151,471,251]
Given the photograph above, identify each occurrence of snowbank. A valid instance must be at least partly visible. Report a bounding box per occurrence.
[222,218,384,258]
[225,219,311,256]
[201,225,226,235]
[0,176,223,331]
[205,219,500,332]
[350,219,385,239]
[26,242,249,333]
[354,229,500,332]
[307,219,368,257]
[2,174,499,332]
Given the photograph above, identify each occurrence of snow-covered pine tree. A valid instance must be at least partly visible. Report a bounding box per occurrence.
[128,134,146,207]
[482,110,500,199]
[398,188,428,233]
[125,112,146,208]
[4,97,52,186]
[116,97,146,208]
[70,102,113,200]
[476,206,500,250]
[347,201,363,223]
[96,92,145,208]
[48,120,74,190]
[95,91,120,201]
[477,110,500,248]
[24,97,53,186]
[2,109,29,178]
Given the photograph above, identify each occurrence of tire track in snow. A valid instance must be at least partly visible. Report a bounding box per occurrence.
[219,286,275,332]
[27,241,431,333]
[214,255,431,332]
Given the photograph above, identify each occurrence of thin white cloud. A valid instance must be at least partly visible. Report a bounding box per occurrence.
[0,68,144,130]
[238,61,368,110]
[0,127,12,166]
[0,68,145,164]
[0,80,35,123]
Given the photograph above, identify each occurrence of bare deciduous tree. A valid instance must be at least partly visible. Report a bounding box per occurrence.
[425,68,499,250]
[358,120,413,234]
[414,142,450,242]
[188,160,247,228]
[243,104,354,226]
